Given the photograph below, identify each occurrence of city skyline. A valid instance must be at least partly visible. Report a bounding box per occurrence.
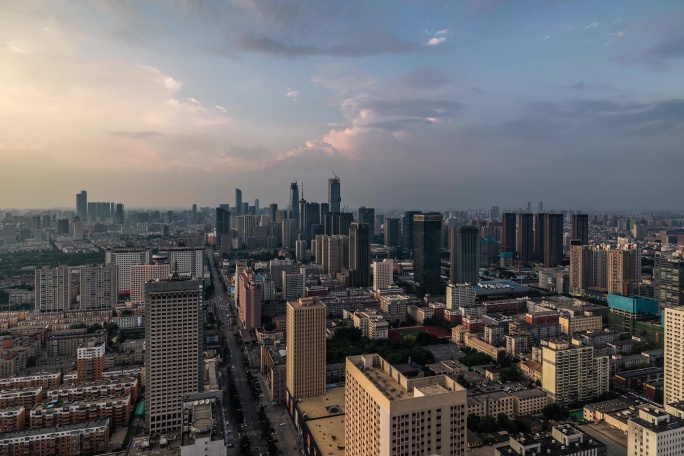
[2,1,684,210]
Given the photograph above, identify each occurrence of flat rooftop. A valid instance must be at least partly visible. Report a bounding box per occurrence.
[298,387,346,456]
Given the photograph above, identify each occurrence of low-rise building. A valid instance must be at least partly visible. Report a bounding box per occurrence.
[510,389,548,416]
[406,304,434,325]
[467,391,515,418]
[559,313,603,335]
[0,371,61,390]
[180,393,227,456]
[47,377,139,402]
[29,394,131,429]
[464,334,506,363]
[427,360,468,377]
[0,406,25,433]
[495,425,607,456]
[0,386,42,410]
[0,419,110,456]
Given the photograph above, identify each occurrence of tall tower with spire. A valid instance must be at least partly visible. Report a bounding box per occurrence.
[289,181,299,225]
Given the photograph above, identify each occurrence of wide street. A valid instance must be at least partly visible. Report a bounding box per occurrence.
[207,250,267,455]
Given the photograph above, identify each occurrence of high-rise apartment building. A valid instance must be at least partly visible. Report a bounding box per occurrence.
[145,275,203,434]
[541,340,609,406]
[373,259,394,291]
[654,251,684,312]
[534,212,546,263]
[234,188,242,215]
[286,298,326,401]
[349,222,371,288]
[238,268,262,330]
[358,207,375,236]
[281,219,297,249]
[105,247,150,292]
[664,307,684,406]
[384,218,401,247]
[501,213,517,256]
[544,214,564,267]
[317,235,348,276]
[414,213,443,296]
[76,190,88,222]
[450,225,479,285]
[35,266,71,312]
[607,246,641,296]
[572,214,589,245]
[517,213,534,264]
[328,176,341,213]
[161,247,204,279]
[345,353,467,456]
[79,265,117,310]
[130,264,170,304]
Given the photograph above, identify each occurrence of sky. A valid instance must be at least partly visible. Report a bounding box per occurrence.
[1,1,684,211]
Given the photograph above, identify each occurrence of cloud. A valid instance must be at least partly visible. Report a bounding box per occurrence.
[543,35,551,41]
[286,89,299,101]
[214,105,227,113]
[435,29,449,36]
[584,22,599,30]
[426,37,447,46]
[311,63,376,95]
[279,139,339,160]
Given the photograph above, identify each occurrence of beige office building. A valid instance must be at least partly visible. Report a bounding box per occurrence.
[559,313,603,335]
[286,298,326,400]
[145,276,203,434]
[542,340,609,407]
[664,307,684,406]
[628,406,684,456]
[345,354,467,456]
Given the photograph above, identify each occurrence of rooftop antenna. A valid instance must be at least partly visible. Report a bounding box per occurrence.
[332,170,338,179]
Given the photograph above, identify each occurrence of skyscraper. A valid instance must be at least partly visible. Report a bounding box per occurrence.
[414,212,443,296]
[328,176,341,213]
[572,214,589,245]
[345,354,467,456]
[450,225,479,285]
[349,222,371,288]
[286,297,326,401]
[303,201,321,243]
[254,198,259,214]
[325,211,353,236]
[76,190,87,222]
[269,203,278,222]
[384,217,401,247]
[402,210,421,253]
[358,207,375,236]
[544,213,564,267]
[114,203,124,225]
[664,307,684,406]
[145,275,203,434]
[289,181,299,223]
[234,188,242,215]
[607,246,640,296]
[537,201,544,213]
[215,207,231,248]
[501,213,517,256]
[517,213,534,264]
[534,212,546,263]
